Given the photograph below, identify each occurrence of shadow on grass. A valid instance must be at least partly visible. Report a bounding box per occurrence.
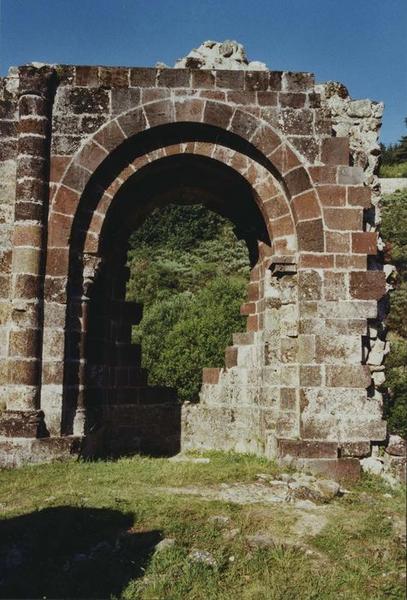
[0,506,162,599]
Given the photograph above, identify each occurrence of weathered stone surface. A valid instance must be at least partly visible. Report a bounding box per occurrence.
[173,40,268,71]
[0,49,388,477]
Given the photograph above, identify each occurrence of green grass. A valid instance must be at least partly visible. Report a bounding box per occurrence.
[0,453,405,599]
[380,162,407,178]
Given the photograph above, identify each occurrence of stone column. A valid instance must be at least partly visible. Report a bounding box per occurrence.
[6,66,56,416]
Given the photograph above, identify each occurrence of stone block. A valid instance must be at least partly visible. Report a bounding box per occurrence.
[277,439,338,459]
[318,185,346,206]
[347,186,372,207]
[296,219,324,252]
[352,232,377,255]
[325,231,350,253]
[300,365,322,386]
[324,207,363,231]
[326,365,371,388]
[350,271,386,301]
[315,334,361,364]
[216,70,245,89]
[321,138,349,166]
[295,458,361,483]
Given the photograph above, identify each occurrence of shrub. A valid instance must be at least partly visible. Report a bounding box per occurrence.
[381,190,407,436]
[135,277,247,401]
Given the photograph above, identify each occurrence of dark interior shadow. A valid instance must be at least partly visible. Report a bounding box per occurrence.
[0,506,162,599]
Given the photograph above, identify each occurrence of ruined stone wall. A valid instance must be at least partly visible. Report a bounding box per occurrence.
[0,52,390,479]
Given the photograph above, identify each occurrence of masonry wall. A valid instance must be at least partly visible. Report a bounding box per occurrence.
[0,63,388,478]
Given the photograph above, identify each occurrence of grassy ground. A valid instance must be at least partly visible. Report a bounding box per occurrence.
[0,452,405,599]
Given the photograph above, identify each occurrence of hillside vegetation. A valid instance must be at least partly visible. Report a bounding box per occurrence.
[126,204,250,401]
[381,189,407,437]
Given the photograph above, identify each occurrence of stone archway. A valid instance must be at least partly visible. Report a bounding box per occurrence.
[0,59,387,478]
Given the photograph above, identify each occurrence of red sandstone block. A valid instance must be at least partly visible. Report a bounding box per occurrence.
[130,68,157,87]
[191,69,215,88]
[247,314,259,331]
[289,136,319,164]
[318,185,346,206]
[279,92,306,108]
[47,212,73,247]
[347,186,372,207]
[117,107,147,137]
[299,254,334,269]
[269,145,301,175]
[335,254,367,269]
[229,109,258,140]
[240,302,255,315]
[291,190,321,221]
[263,196,289,220]
[352,232,377,255]
[271,214,295,237]
[202,368,221,384]
[216,70,244,89]
[174,99,204,122]
[75,66,99,86]
[144,100,174,127]
[324,208,363,231]
[245,71,269,91]
[350,271,386,300]
[308,93,321,108]
[78,142,107,172]
[285,167,312,196]
[46,248,69,276]
[227,90,257,105]
[257,91,278,106]
[321,138,350,166]
[204,101,234,129]
[19,117,47,136]
[14,201,43,222]
[62,163,91,192]
[50,156,70,182]
[225,346,238,368]
[157,69,190,88]
[277,439,338,459]
[297,219,324,252]
[309,166,337,185]
[99,67,129,87]
[247,282,260,301]
[52,186,80,215]
[94,121,126,152]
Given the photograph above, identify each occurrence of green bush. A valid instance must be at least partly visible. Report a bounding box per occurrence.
[379,162,407,178]
[381,190,407,436]
[133,278,246,401]
[127,204,250,402]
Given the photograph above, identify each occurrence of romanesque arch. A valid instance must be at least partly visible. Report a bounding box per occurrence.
[0,61,387,478]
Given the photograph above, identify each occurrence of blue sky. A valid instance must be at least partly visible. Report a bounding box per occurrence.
[1,0,405,144]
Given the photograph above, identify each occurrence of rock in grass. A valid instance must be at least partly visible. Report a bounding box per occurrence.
[188,548,217,567]
[361,457,384,476]
[154,538,176,553]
